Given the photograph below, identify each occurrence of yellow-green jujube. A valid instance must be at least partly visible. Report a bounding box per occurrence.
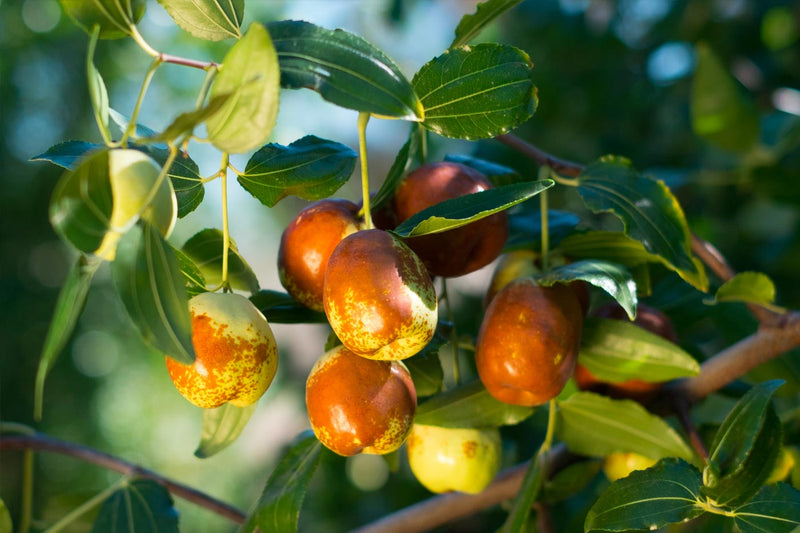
[603,452,658,482]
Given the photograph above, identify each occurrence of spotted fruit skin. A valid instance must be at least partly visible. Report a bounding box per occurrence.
[476,278,583,406]
[323,229,437,361]
[278,199,362,311]
[166,292,278,409]
[603,452,657,482]
[387,162,509,278]
[406,424,502,494]
[306,345,417,456]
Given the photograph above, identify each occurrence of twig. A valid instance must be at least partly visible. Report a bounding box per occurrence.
[0,433,246,524]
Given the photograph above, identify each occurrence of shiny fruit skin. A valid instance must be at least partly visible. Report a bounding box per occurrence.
[603,452,657,482]
[406,424,502,494]
[323,229,437,361]
[278,199,362,311]
[483,250,540,307]
[388,162,509,277]
[165,292,278,409]
[476,278,583,406]
[306,345,417,456]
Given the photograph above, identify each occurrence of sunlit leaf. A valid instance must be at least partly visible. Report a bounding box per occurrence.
[249,290,328,324]
[733,483,800,533]
[59,0,145,39]
[709,271,785,312]
[145,93,232,144]
[156,0,243,41]
[415,379,533,428]
[451,0,524,49]
[195,403,257,458]
[181,229,259,294]
[91,479,179,533]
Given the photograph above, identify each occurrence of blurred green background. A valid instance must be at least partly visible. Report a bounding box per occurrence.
[2,1,800,532]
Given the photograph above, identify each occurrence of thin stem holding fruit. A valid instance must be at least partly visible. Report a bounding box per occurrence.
[539,167,551,272]
[441,279,461,387]
[220,153,231,290]
[358,112,374,229]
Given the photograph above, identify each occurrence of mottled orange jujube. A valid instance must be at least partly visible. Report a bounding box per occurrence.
[166,292,278,409]
[278,199,362,311]
[476,278,583,406]
[306,345,417,456]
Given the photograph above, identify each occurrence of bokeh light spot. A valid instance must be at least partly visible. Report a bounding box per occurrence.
[22,0,61,33]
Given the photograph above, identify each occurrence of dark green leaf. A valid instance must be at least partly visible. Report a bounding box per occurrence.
[709,271,785,312]
[579,317,700,383]
[371,132,419,210]
[506,209,580,250]
[392,180,552,238]
[268,20,423,120]
[111,223,195,364]
[207,23,280,154]
[584,458,703,532]
[541,459,603,504]
[34,255,101,419]
[733,483,800,533]
[557,392,694,460]
[451,0,524,49]
[144,147,204,218]
[91,479,179,533]
[415,379,533,428]
[145,93,232,144]
[575,157,707,291]
[172,246,206,297]
[240,431,323,533]
[535,260,638,319]
[195,403,257,458]
[249,290,328,324]
[181,229,259,294]
[691,43,759,153]
[59,0,145,39]
[240,136,356,207]
[156,0,243,41]
[413,43,536,140]
[405,336,445,398]
[444,154,521,186]
[31,140,101,170]
[501,453,544,533]
[0,498,11,533]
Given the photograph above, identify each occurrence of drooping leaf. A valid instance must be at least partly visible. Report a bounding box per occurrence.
[413,43,536,139]
[371,131,419,210]
[91,479,179,533]
[415,379,534,428]
[392,180,553,238]
[111,223,195,364]
[156,0,243,41]
[579,317,700,383]
[506,209,580,250]
[444,154,521,186]
[31,140,101,170]
[584,458,703,532]
[59,0,145,39]
[404,335,445,397]
[195,403,257,458]
[171,246,206,297]
[535,260,638,319]
[267,20,423,121]
[240,431,323,533]
[451,0,524,49]
[557,392,694,460]
[249,290,328,324]
[206,23,280,154]
[691,43,759,153]
[181,229,259,294]
[34,255,101,419]
[145,93,232,144]
[733,483,800,533]
[709,271,785,312]
[575,157,707,291]
[240,136,356,207]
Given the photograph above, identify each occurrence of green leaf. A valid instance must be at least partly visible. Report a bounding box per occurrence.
[195,403,257,458]
[144,147,204,218]
[172,246,206,297]
[206,23,280,154]
[156,0,243,41]
[268,20,423,121]
[444,154,521,187]
[709,271,785,312]
[575,157,707,291]
[32,140,101,170]
[91,479,179,533]
[0,498,11,533]
[415,379,534,428]
[579,317,700,383]
[240,431,323,533]
[371,132,419,210]
[535,260,638,319]
[249,290,328,324]
[59,0,145,39]
[691,43,759,153]
[541,459,603,504]
[145,93,232,144]
[240,136,356,207]
[584,458,703,532]
[557,392,694,460]
[451,0,524,49]
[501,453,545,533]
[111,223,195,364]
[404,336,445,397]
[413,43,536,140]
[733,483,800,533]
[181,229,259,293]
[392,180,552,238]
[34,255,102,420]
[506,209,580,250]
[703,380,784,506]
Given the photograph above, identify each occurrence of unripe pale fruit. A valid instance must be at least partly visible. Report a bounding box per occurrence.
[278,199,362,311]
[166,292,278,409]
[476,278,583,406]
[603,452,657,482]
[306,345,417,456]
[386,162,509,278]
[323,229,437,360]
[483,250,541,307]
[406,424,502,494]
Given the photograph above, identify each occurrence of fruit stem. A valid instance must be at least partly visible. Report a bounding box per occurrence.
[43,476,130,533]
[441,280,461,387]
[358,112,374,230]
[419,124,428,164]
[542,399,557,454]
[220,153,231,290]
[121,56,162,146]
[539,166,551,272]
[130,24,219,71]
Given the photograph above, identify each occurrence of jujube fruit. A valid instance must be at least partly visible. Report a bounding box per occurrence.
[603,452,657,482]
[165,292,278,409]
[278,199,362,311]
[476,278,583,406]
[323,229,437,360]
[306,345,417,456]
